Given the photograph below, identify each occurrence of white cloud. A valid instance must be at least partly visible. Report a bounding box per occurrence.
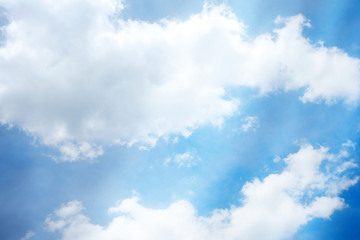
[342,140,356,150]
[45,201,84,232]
[45,143,358,240]
[241,116,260,132]
[0,1,359,160]
[20,231,35,240]
[49,142,104,162]
[164,151,201,168]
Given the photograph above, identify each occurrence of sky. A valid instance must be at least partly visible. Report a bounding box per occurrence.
[0,0,359,239]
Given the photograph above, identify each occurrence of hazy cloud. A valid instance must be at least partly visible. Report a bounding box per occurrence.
[164,151,201,168]
[20,231,35,240]
[241,116,260,132]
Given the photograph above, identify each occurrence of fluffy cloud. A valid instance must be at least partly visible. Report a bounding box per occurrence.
[45,144,358,239]
[0,1,359,160]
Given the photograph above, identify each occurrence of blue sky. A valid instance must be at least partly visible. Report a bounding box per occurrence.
[0,0,359,239]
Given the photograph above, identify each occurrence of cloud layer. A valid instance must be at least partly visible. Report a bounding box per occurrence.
[45,144,358,239]
[0,1,359,160]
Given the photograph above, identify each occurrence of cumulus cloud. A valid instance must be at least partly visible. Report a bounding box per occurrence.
[44,143,358,239]
[164,151,201,168]
[0,1,359,160]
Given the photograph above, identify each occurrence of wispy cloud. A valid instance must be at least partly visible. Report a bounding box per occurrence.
[20,231,35,240]
[164,151,201,168]
[241,116,260,132]
[342,140,356,150]
[49,142,104,162]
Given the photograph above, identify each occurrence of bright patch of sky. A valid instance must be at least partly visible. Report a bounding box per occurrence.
[0,0,359,239]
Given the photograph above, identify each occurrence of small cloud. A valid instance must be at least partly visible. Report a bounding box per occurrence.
[342,140,356,150]
[139,146,150,151]
[273,155,281,163]
[164,151,201,168]
[50,142,104,162]
[21,231,35,240]
[242,116,260,132]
